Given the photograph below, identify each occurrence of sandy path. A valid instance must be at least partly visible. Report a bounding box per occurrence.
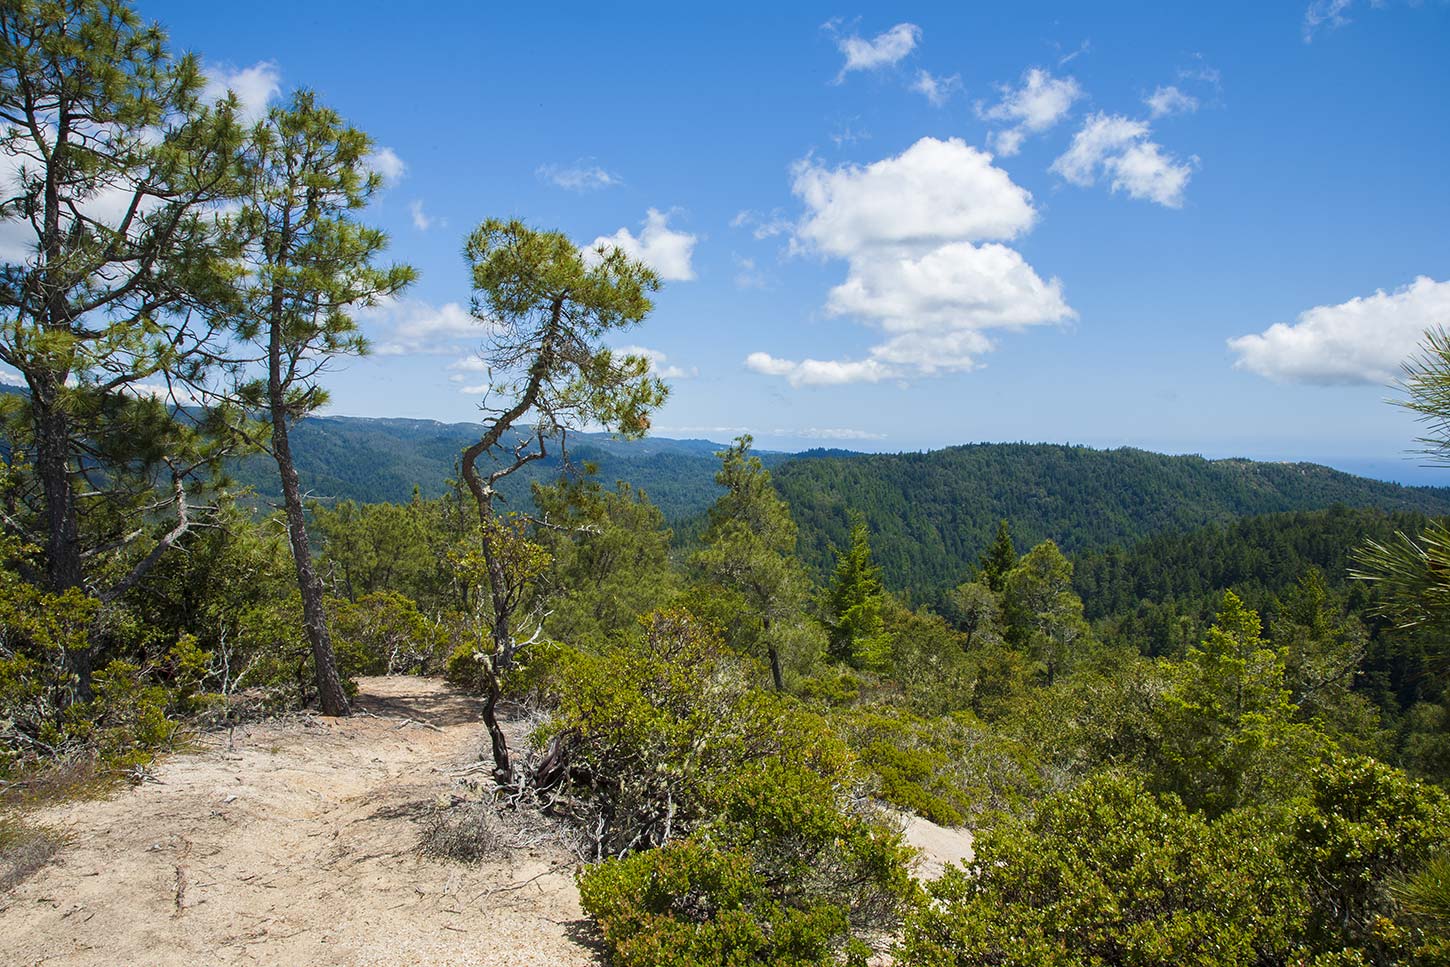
[0,676,600,967]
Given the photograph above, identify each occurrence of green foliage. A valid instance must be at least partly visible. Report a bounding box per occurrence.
[1154,591,1330,815]
[1002,540,1092,682]
[693,436,822,688]
[776,444,1450,596]
[461,217,667,444]
[546,608,914,962]
[899,774,1291,967]
[833,706,1041,826]
[578,838,868,967]
[1286,755,1450,960]
[977,520,1017,594]
[0,0,246,595]
[531,473,678,650]
[825,520,891,670]
[331,591,450,676]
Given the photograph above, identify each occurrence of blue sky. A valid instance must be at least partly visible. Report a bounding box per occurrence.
[146,0,1450,481]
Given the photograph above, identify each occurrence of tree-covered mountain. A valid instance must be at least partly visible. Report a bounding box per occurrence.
[772,443,1450,594]
[228,418,1450,596]
[227,415,760,523]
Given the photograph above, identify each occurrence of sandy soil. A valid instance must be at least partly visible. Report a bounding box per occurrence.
[900,814,974,881]
[0,676,599,967]
[1,674,979,966]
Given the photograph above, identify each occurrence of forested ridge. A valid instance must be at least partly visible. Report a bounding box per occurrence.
[777,442,1450,592]
[3,4,1450,966]
[220,411,1450,596]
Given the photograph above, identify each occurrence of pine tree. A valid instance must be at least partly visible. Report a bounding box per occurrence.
[217,90,415,716]
[825,518,890,669]
[456,218,667,780]
[978,519,1018,593]
[693,435,815,690]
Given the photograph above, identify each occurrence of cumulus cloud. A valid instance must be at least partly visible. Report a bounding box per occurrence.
[745,352,897,387]
[1144,84,1198,118]
[364,298,479,355]
[1228,276,1450,385]
[824,241,1072,347]
[792,137,1037,256]
[1051,113,1195,207]
[749,138,1073,386]
[978,68,1083,156]
[589,209,697,281]
[911,70,962,107]
[366,147,406,184]
[612,345,697,379]
[833,22,921,81]
[203,61,281,124]
[536,161,621,192]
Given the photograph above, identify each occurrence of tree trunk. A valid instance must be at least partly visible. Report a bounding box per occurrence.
[762,617,784,691]
[269,416,349,717]
[267,300,349,717]
[767,645,784,692]
[480,667,511,783]
[33,385,93,696]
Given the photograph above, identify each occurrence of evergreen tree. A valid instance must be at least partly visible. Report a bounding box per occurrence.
[693,435,816,690]
[1002,539,1090,683]
[978,519,1017,593]
[216,90,415,716]
[825,518,890,669]
[0,0,243,691]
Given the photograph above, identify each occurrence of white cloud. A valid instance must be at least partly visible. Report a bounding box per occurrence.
[1228,276,1450,385]
[911,70,962,107]
[409,200,436,231]
[613,345,697,379]
[366,147,406,184]
[537,161,621,192]
[203,61,281,124]
[746,352,897,387]
[824,241,1072,347]
[792,137,1037,256]
[978,68,1083,156]
[834,22,921,80]
[1051,113,1195,207]
[1144,85,1199,118]
[589,209,697,281]
[751,137,1073,385]
[364,298,479,355]
[1303,0,1356,41]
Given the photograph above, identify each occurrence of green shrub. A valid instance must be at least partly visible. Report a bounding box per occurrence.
[897,773,1298,967]
[547,608,914,964]
[331,591,451,675]
[579,837,869,967]
[835,707,1041,827]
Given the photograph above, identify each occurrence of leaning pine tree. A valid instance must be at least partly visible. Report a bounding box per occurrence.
[457,219,667,782]
[216,90,414,716]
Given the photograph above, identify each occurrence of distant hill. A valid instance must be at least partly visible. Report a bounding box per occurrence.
[771,443,1450,594]
[228,415,756,523]
[226,418,1450,596]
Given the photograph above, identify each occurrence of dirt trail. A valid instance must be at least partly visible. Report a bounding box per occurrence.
[0,676,599,967]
